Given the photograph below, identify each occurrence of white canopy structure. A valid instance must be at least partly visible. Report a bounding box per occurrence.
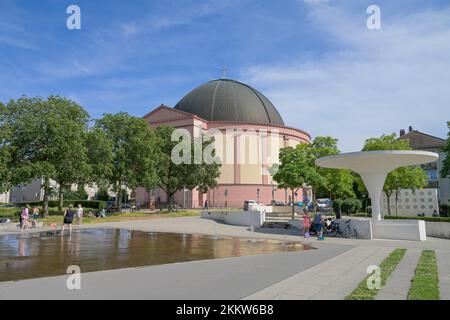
[315,151,439,221]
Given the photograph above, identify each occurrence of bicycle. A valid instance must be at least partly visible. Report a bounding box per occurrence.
[309,220,331,237]
[326,219,358,239]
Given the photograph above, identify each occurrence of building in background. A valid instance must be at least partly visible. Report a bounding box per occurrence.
[9,179,104,203]
[9,179,49,203]
[0,191,10,203]
[381,188,439,218]
[135,79,311,208]
[399,126,450,205]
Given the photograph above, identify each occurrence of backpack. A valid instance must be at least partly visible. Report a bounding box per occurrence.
[313,213,322,224]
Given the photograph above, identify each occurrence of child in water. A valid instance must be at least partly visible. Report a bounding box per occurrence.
[302,209,311,238]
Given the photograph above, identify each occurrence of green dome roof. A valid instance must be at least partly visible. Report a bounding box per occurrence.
[174,79,284,126]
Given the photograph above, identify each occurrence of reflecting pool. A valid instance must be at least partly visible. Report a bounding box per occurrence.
[0,229,314,282]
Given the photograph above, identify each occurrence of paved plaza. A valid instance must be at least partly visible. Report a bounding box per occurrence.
[1,216,449,300]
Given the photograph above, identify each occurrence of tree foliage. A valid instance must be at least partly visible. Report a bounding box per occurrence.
[273,144,321,218]
[363,133,411,151]
[85,128,113,189]
[272,136,355,216]
[3,96,90,213]
[310,137,355,200]
[1,96,226,212]
[0,102,11,193]
[362,133,428,215]
[63,185,89,201]
[93,112,159,210]
[441,121,450,179]
[153,125,221,211]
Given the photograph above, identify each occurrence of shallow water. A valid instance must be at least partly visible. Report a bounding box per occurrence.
[0,229,313,282]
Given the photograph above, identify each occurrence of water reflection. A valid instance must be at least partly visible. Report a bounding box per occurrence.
[0,229,314,282]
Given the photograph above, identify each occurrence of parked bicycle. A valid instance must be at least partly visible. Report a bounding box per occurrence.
[326,219,358,239]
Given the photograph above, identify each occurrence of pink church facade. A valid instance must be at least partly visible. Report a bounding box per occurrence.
[135,105,311,209]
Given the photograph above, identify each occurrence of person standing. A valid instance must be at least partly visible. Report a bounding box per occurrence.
[204,199,209,209]
[302,209,311,238]
[61,205,76,236]
[76,203,84,225]
[313,212,324,240]
[20,205,30,232]
[31,206,40,228]
[32,206,39,219]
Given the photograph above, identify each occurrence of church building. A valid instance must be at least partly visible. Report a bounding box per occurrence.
[135,79,311,208]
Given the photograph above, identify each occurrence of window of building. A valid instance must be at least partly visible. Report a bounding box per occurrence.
[426,169,438,181]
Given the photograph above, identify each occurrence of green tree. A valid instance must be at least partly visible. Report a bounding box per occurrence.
[363,133,410,151]
[85,128,114,190]
[94,112,159,211]
[389,167,428,216]
[0,103,11,194]
[323,169,356,199]
[96,186,110,201]
[51,100,91,210]
[154,125,221,211]
[441,122,450,179]
[4,96,90,214]
[310,137,355,201]
[273,144,321,219]
[363,133,428,215]
[63,185,89,201]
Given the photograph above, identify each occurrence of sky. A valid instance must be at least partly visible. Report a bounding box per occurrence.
[0,0,449,151]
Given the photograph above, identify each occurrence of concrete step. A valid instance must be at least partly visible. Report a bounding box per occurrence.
[262,221,294,229]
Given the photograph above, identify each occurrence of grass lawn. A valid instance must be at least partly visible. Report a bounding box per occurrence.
[0,207,20,219]
[345,248,407,300]
[1,207,200,226]
[408,250,440,300]
[40,210,200,226]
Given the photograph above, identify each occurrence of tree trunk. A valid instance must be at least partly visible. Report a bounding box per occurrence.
[58,184,64,212]
[291,189,295,220]
[148,189,153,211]
[117,188,122,213]
[168,193,174,212]
[395,191,400,217]
[42,178,50,217]
[311,187,316,212]
[385,192,392,216]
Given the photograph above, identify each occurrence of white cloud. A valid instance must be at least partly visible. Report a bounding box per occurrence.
[120,23,140,37]
[240,5,450,151]
[118,0,235,37]
[73,61,91,74]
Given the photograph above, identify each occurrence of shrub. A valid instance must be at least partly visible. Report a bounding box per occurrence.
[333,198,362,215]
[15,201,43,208]
[0,208,21,219]
[49,200,107,209]
[332,199,344,215]
[63,187,89,200]
[385,215,450,223]
[439,204,449,217]
[96,187,110,201]
[351,198,362,214]
[17,200,107,209]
